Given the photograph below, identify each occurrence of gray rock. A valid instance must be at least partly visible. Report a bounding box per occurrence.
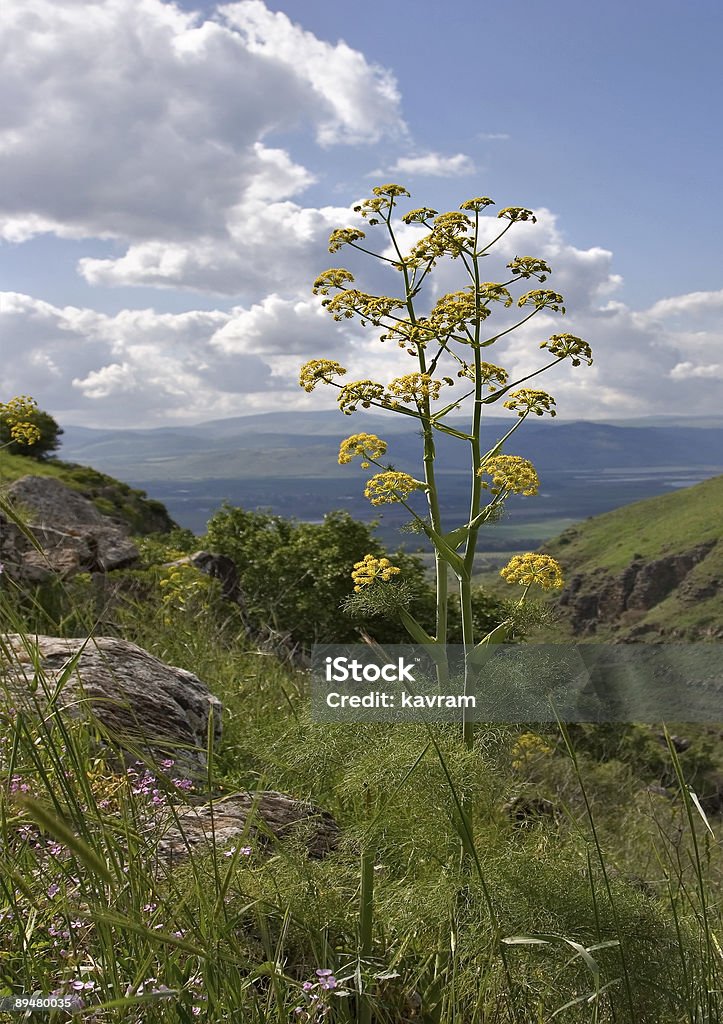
[0,634,222,777]
[0,475,139,582]
[153,789,340,864]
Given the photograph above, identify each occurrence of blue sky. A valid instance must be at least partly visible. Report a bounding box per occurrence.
[1,0,722,427]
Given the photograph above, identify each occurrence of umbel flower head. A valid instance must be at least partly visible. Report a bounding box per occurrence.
[365,471,424,506]
[477,455,539,496]
[500,553,564,590]
[338,433,387,467]
[0,395,41,446]
[503,388,557,417]
[351,554,401,592]
[457,361,509,389]
[337,380,387,414]
[299,359,347,392]
[386,373,452,404]
[540,333,594,366]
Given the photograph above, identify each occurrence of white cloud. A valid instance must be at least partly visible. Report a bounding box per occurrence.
[219,2,404,146]
[373,152,475,178]
[0,288,359,425]
[670,361,723,381]
[0,0,404,257]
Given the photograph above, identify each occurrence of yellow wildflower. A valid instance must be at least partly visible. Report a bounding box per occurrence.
[477,455,539,496]
[338,433,387,467]
[328,227,366,253]
[500,553,564,590]
[312,268,355,295]
[299,359,347,392]
[364,471,424,506]
[507,256,551,280]
[337,380,386,414]
[517,289,566,313]
[539,333,593,367]
[9,422,42,446]
[351,554,401,592]
[497,206,536,223]
[1,395,41,447]
[386,373,452,404]
[503,388,557,418]
[459,196,495,212]
[511,732,553,771]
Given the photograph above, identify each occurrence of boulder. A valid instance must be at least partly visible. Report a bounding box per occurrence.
[0,475,139,583]
[154,789,340,865]
[0,635,222,777]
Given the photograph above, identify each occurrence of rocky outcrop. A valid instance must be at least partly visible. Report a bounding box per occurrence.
[154,790,340,864]
[0,475,139,583]
[0,635,222,777]
[557,542,717,636]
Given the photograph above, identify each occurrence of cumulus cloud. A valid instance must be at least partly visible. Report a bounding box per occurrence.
[0,288,362,425]
[0,0,404,256]
[2,0,720,427]
[372,152,476,178]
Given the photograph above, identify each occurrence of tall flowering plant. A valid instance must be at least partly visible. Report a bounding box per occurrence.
[300,185,592,741]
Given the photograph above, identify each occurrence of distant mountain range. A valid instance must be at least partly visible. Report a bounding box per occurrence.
[59,412,723,546]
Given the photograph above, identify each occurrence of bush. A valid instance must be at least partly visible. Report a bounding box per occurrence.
[204,504,507,649]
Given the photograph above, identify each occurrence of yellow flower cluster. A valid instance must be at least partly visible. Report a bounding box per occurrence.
[500,553,564,590]
[459,196,495,212]
[409,211,473,263]
[338,433,387,467]
[364,471,423,506]
[380,318,438,353]
[503,388,557,418]
[337,380,386,414]
[478,282,514,306]
[507,255,551,281]
[351,554,401,592]
[299,359,347,392]
[510,732,553,771]
[323,290,404,324]
[0,395,41,446]
[352,185,410,224]
[10,421,42,445]
[518,289,566,313]
[401,206,439,224]
[430,289,481,333]
[328,227,366,253]
[540,333,593,367]
[498,207,537,223]
[386,373,451,404]
[456,361,509,388]
[477,455,539,496]
[312,268,355,295]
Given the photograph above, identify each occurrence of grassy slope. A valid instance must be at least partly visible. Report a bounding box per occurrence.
[0,450,177,535]
[474,474,723,640]
[539,474,723,639]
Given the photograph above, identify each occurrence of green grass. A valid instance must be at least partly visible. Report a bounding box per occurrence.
[3,462,723,1021]
[3,552,723,1023]
[544,474,723,574]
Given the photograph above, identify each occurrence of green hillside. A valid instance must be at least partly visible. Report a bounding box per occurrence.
[0,450,176,535]
[531,474,723,640]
